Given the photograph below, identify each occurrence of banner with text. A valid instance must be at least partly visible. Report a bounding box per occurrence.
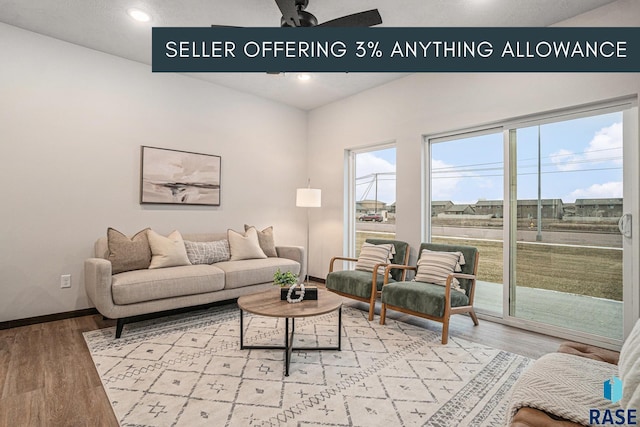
[152,27,640,73]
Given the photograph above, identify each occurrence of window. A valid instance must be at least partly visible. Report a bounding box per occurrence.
[347,146,396,257]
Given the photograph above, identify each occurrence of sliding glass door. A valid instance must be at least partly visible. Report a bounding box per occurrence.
[427,100,638,344]
[509,112,625,340]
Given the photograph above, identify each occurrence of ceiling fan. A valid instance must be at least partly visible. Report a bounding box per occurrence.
[213,0,383,28]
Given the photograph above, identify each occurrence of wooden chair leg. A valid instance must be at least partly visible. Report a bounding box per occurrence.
[469,309,479,326]
[368,293,377,321]
[379,304,387,325]
[441,318,450,345]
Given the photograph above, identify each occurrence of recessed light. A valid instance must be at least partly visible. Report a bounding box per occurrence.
[297,73,311,81]
[127,8,151,22]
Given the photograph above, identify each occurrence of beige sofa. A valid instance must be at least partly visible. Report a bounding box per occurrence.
[84,232,304,338]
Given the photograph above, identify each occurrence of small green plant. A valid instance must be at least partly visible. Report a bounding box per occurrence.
[273,268,298,287]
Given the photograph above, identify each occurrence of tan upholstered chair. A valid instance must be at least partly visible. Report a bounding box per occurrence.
[380,243,479,344]
[326,239,410,321]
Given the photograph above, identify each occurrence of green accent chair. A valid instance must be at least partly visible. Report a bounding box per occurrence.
[380,243,479,344]
[326,239,410,321]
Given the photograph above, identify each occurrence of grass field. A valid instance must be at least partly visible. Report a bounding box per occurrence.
[356,231,623,301]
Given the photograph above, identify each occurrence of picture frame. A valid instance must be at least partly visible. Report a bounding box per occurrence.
[140,146,221,206]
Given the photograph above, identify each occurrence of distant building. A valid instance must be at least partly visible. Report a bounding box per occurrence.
[471,199,564,219]
[444,204,475,215]
[474,200,503,218]
[575,198,623,218]
[356,199,386,213]
[431,201,454,216]
[517,199,564,220]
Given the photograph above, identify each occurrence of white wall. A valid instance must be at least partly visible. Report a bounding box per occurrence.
[307,0,640,280]
[0,23,308,322]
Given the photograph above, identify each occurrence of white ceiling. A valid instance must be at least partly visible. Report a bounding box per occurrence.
[0,0,619,110]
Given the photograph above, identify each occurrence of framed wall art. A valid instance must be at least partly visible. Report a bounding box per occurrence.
[140,146,221,206]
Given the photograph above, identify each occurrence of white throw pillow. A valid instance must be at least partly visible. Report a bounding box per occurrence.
[355,242,395,275]
[228,227,267,261]
[147,230,191,269]
[414,249,466,293]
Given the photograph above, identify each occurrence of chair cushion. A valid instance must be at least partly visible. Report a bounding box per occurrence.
[355,242,394,274]
[381,281,470,318]
[326,270,395,299]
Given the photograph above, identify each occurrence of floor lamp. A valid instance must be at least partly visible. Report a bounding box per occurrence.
[296,184,321,285]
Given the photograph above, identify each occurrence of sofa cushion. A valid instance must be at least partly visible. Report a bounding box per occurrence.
[214,258,300,289]
[112,265,225,305]
[107,227,152,274]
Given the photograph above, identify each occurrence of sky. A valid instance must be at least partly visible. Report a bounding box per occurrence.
[355,111,623,206]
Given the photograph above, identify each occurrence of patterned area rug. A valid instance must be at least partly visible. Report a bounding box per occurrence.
[83,304,532,426]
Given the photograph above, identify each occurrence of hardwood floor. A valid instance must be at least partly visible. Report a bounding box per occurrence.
[0,292,564,426]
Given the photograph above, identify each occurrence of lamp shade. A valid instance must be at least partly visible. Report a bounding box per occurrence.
[296,188,321,207]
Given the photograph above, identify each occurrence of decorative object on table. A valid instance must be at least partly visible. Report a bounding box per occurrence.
[280,284,318,301]
[296,179,321,284]
[84,304,531,427]
[273,268,318,301]
[140,146,221,206]
[273,268,298,287]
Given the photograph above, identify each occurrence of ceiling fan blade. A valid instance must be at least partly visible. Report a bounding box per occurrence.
[317,9,382,27]
[274,0,301,27]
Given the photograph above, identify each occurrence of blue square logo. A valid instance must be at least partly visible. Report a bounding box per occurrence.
[604,376,623,403]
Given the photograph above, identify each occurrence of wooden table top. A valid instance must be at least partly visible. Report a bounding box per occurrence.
[237,287,343,318]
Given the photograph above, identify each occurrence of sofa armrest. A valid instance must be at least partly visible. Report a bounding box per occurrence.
[276,245,304,263]
[84,258,116,318]
[276,246,305,282]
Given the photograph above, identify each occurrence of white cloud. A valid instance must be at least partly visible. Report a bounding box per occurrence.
[585,122,623,165]
[566,181,622,203]
[549,122,622,172]
[431,159,463,201]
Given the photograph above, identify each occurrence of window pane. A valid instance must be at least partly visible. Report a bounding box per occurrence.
[354,148,396,255]
[512,112,623,340]
[431,132,504,316]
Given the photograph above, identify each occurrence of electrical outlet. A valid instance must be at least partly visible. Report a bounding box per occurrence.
[61,274,71,289]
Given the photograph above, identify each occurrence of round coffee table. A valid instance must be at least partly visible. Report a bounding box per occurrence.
[237,287,343,376]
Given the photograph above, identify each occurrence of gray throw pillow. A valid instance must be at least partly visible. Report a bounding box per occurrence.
[184,240,230,264]
[107,227,152,274]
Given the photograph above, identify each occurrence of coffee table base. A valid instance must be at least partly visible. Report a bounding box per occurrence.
[239,306,342,376]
